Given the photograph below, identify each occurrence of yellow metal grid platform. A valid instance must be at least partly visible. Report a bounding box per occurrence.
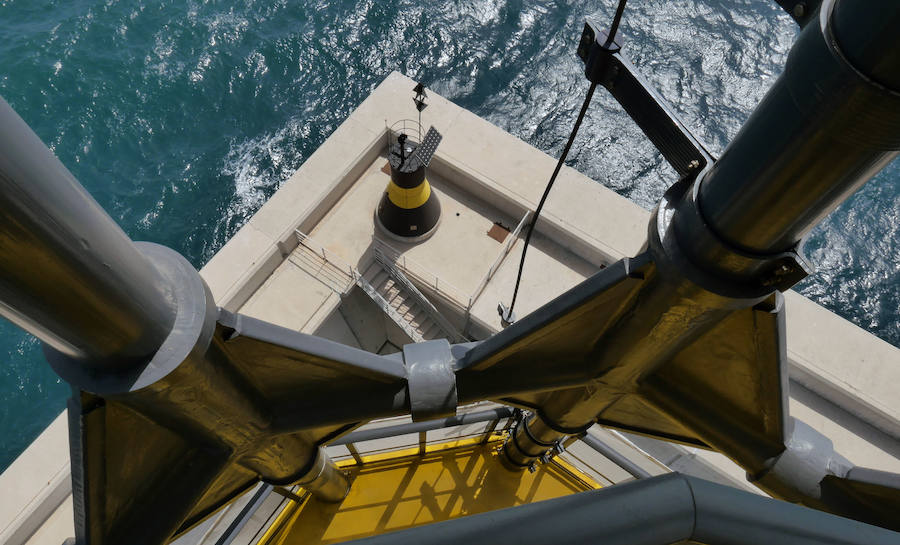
[258,438,600,544]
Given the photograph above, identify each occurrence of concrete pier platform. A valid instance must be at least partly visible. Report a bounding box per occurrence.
[1,72,898,545]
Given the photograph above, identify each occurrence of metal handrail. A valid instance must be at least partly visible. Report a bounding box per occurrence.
[470,211,530,306]
[294,230,433,342]
[332,407,514,446]
[372,238,473,310]
[212,408,665,545]
[354,271,424,343]
[294,231,356,293]
[288,252,352,293]
[580,433,652,480]
[295,231,355,276]
[295,227,525,338]
[372,208,531,319]
[373,249,467,342]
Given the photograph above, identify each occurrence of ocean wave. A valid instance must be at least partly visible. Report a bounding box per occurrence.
[215,117,310,244]
[0,0,898,472]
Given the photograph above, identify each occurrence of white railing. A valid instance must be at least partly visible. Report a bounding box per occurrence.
[294,230,361,294]
[372,209,531,318]
[294,230,425,342]
[470,211,530,306]
[372,238,474,311]
[373,249,467,342]
[296,212,532,334]
[295,231,356,280]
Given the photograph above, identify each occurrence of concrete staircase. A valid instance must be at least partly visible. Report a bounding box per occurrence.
[362,263,453,342]
[290,231,461,343]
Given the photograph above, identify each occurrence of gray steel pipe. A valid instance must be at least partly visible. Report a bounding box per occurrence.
[503,416,654,480]
[580,432,653,480]
[697,0,900,254]
[338,473,900,545]
[294,449,350,503]
[0,97,176,370]
[332,407,514,446]
[493,0,900,524]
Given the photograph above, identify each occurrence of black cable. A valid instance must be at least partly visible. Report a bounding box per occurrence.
[505,0,628,319]
[604,0,629,47]
[506,81,597,316]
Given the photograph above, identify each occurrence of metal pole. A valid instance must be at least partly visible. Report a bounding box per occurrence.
[0,98,353,541]
[213,484,274,545]
[580,433,652,480]
[331,407,514,445]
[696,0,900,253]
[346,443,364,465]
[0,97,176,370]
[293,450,349,503]
[480,418,501,444]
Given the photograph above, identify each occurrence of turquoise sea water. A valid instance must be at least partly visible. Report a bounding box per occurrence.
[0,0,897,472]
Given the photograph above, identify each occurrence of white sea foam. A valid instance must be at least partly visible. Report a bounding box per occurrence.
[1,0,898,473]
[216,118,308,239]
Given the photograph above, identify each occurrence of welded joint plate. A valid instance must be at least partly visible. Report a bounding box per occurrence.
[404,339,457,422]
[753,418,852,499]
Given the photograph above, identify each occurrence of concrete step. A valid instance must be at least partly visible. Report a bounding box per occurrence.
[382,282,402,302]
[366,268,389,289]
[376,276,398,296]
[395,299,414,316]
[360,262,384,286]
[362,264,393,292]
[363,262,454,340]
[417,320,440,340]
[405,305,428,328]
[406,313,425,329]
[418,322,438,340]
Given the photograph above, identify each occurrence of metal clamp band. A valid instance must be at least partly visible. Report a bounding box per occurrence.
[521,416,559,448]
[404,340,458,422]
[652,176,813,300]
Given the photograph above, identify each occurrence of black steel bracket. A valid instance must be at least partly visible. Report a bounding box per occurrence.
[577,21,713,177]
[776,0,823,27]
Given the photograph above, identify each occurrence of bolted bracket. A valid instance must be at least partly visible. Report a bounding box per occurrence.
[403,339,458,422]
[577,21,621,86]
[651,175,814,299]
[776,0,822,28]
[497,302,517,328]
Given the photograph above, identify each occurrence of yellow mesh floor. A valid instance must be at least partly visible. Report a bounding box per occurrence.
[259,438,600,545]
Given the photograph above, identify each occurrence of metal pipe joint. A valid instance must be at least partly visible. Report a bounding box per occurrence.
[501,411,582,470]
[294,449,351,503]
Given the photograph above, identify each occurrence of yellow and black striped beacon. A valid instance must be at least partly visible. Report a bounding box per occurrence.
[376,84,443,242]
